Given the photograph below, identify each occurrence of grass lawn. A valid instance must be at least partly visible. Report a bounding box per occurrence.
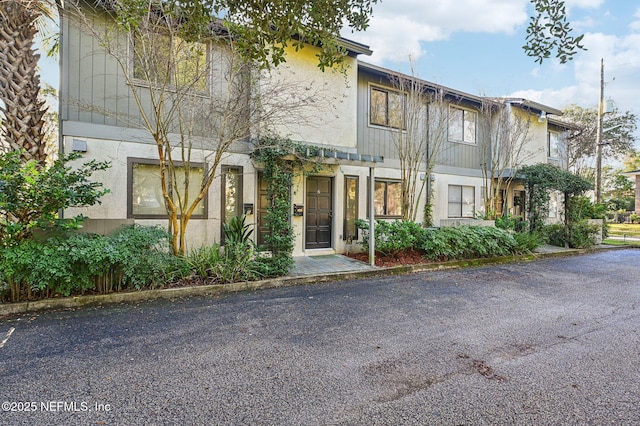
[602,238,640,247]
[608,223,640,237]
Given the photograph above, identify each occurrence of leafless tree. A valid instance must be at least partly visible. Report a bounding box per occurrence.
[68,2,331,254]
[480,100,536,218]
[389,63,449,223]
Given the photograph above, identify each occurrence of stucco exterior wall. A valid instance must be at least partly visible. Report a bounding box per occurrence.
[62,136,256,251]
[262,45,358,149]
[512,108,548,166]
[431,172,485,226]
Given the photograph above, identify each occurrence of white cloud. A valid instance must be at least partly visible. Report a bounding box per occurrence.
[564,0,604,9]
[630,8,640,31]
[512,30,640,124]
[350,0,529,63]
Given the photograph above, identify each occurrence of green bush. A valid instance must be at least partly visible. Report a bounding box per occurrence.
[0,225,188,302]
[513,231,546,252]
[355,220,526,261]
[355,219,423,256]
[187,244,223,278]
[495,215,528,233]
[545,221,599,249]
[419,226,518,261]
[0,150,109,246]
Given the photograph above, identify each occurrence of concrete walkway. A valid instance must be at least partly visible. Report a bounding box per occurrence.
[290,254,376,277]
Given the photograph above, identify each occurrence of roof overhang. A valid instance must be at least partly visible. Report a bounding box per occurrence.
[358,61,500,109]
[497,98,563,116]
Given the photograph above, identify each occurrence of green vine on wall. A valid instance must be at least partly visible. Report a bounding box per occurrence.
[519,163,593,233]
[251,135,325,277]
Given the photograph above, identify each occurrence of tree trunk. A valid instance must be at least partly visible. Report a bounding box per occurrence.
[0,0,48,165]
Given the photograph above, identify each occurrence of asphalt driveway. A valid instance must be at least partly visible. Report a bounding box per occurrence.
[1,249,639,425]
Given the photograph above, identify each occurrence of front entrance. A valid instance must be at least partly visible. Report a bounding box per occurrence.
[306,176,333,249]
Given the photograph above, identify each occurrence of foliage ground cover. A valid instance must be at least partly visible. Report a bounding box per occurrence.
[354,220,538,264]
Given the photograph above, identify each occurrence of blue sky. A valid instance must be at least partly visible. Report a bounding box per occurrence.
[38,1,639,147]
[347,0,640,142]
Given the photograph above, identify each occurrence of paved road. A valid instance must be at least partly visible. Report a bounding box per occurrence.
[1,249,640,425]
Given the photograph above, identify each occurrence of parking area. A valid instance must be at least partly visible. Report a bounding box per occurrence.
[1,248,639,425]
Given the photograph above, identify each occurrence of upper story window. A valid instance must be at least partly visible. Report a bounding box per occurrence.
[370,86,406,129]
[448,106,477,143]
[548,131,559,159]
[133,33,209,92]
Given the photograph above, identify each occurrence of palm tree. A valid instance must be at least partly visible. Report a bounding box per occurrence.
[0,0,54,166]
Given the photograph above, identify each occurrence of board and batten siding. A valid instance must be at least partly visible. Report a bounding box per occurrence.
[62,7,138,129]
[356,71,485,171]
[61,5,243,143]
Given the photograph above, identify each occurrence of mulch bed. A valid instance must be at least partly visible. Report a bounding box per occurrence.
[345,249,435,268]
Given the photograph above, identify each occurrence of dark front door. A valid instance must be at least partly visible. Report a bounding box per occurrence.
[306,176,332,249]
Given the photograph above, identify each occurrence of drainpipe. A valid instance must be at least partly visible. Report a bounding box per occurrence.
[369,166,375,266]
[57,1,65,219]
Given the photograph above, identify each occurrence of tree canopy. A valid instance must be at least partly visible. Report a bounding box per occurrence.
[96,0,378,71]
[523,0,586,64]
[561,105,638,171]
[93,0,586,71]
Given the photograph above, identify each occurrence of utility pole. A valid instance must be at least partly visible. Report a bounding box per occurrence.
[595,58,604,204]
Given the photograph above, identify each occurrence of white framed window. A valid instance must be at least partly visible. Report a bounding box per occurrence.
[548,131,559,159]
[448,106,477,143]
[448,185,475,218]
[370,86,406,129]
[128,158,207,218]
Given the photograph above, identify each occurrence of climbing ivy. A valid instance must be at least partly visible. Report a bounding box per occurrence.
[518,163,596,247]
[251,135,324,277]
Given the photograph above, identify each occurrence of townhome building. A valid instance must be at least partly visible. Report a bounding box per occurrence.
[59,2,574,257]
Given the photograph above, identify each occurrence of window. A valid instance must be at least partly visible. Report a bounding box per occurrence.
[448,106,477,143]
[343,176,359,240]
[448,185,475,218]
[548,131,559,158]
[370,86,406,129]
[133,33,209,92]
[369,179,402,217]
[128,158,207,218]
[221,166,243,242]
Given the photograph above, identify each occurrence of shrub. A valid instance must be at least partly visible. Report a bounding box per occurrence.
[0,225,188,302]
[545,221,599,249]
[355,220,526,262]
[0,151,109,246]
[355,219,423,256]
[419,226,518,261]
[513,231,546,253]
[495,215,527,233]
[187,244,223,278]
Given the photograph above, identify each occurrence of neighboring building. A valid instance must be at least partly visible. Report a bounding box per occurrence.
[487,98,572,221]
[623,170,640,214]
[59,3,575,256]
[356,62,497,226]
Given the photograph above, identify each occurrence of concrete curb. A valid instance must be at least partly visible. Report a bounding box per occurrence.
[0,245,632,317]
